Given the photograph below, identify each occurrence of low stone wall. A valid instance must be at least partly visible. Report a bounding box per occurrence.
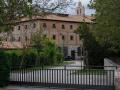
[115,68,120,90]
[104,58,120,90]
[104,58,119,70]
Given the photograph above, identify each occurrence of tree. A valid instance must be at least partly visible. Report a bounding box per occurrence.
[75,23,104,67]
[89,0,120,57]
[31,27,44,52]
[31,29,63,66]
[39,39,63,66]
[0,0,73,32]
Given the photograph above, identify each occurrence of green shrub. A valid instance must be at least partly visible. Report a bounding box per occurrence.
[23,50,37,66]
[0,51,10,87]
[9,52,21,67]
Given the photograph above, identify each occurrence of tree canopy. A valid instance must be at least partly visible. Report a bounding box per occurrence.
[89,0,120,57]
[75,23,104,66]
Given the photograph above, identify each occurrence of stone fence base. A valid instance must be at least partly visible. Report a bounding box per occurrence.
[115,68,120,90]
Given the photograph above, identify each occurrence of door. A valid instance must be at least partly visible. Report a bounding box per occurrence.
[71,50,75,60]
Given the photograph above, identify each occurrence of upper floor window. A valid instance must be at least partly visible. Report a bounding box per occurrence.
[25,25,28,29]
[70,25,73,29]
[53,24,56,28]
[70,35,74,40]
[53,35,56,40]
[43,23,47,28]
[77,10,79,15]
[33,23,36,28]
[18,26,20,30]
[62,24,65,29]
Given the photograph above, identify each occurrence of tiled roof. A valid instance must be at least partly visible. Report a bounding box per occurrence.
[85,15,95,20]
[18,14,94,23]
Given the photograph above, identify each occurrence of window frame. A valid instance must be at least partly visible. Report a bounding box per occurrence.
[70,25,73,29]
[43,23,47,28]
[52,24,56,28]
[53,35,56,40]
[62,24,65,29]
[70,35,74,40]
[33,23,36,28]
[25,25,28,29]
[18,26,21,30]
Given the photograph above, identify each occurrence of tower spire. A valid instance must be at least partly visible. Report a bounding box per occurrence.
[76,1,85,16]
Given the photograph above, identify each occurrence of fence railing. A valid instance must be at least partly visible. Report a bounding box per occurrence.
[10,65,115,88]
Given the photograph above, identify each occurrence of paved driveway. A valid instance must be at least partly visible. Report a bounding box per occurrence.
[50,60,84,69]
[2,86,92,90]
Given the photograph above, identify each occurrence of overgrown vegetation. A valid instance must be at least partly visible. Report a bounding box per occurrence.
[89,0,120,57]
[6,38,63,68]
[75,23,104,66]
[0,51,10,87]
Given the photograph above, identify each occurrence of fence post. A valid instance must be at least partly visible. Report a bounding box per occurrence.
[64,65,67,70]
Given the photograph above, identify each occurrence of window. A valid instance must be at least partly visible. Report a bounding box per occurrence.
[53,35,56,40]
[70,35,74,40]
[62,24,65,29]
[70,25,73,29]
[18,26,20,30]
[25,25,28,29]
[52,24,56,28]
[77,10,79,14]
[18,37,21,41]
[43,23,47,28]
[33,23,36,28]
[62,35,65,40]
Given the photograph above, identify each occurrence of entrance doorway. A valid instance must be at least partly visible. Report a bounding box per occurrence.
[71,50,75,60]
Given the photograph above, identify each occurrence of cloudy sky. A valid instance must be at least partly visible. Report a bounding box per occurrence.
[67,0,95,15]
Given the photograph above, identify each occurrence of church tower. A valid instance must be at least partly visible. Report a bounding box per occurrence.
[76,2,85,16]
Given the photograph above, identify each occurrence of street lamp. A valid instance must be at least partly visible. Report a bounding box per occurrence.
[60,33,64,57]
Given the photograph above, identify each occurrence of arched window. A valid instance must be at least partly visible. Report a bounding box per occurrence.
[33,23,36,28]
[62,25,65,29]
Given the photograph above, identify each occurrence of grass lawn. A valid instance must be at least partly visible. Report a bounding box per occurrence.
[72,69,107,75]
[30,61,75,69]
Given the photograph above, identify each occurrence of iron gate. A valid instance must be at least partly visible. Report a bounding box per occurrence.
[9,66,116,90]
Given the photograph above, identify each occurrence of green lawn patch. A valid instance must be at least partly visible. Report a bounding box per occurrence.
[72,69,107,75]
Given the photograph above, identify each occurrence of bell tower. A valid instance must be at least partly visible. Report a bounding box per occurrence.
[76,2,85,16]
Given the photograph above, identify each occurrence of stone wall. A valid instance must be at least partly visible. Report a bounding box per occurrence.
[115,68,120,90]
[104,58,118,70]
[104,58,120,90]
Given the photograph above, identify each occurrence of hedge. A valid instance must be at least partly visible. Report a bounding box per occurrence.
[0,51,10,87]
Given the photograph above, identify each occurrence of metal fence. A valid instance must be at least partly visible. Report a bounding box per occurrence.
[9,66,116,90]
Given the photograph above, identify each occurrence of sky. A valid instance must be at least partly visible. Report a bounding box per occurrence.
[67,0,95,15]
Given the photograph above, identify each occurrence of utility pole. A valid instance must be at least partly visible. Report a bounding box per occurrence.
[60,33,64,57]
